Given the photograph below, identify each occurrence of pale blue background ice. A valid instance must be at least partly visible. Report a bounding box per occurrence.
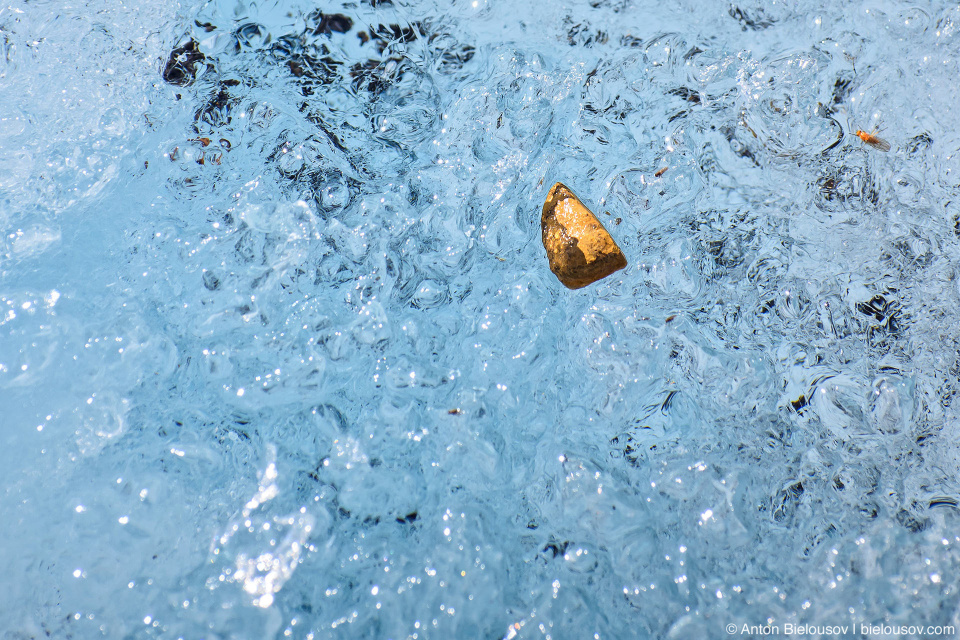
[3,0,960,637]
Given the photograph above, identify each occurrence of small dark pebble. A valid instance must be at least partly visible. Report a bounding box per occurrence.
[162,39,205,86]
[314,13,353,36]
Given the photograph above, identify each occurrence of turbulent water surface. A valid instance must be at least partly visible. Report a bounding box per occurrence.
[3,0,960,637]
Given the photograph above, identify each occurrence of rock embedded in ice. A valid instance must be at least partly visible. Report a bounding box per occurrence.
[540,182,627,289]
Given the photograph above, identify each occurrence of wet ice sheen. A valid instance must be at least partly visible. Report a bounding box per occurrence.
[3,0,960,637]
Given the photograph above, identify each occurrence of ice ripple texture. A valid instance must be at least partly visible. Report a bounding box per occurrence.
[4,0,960,637]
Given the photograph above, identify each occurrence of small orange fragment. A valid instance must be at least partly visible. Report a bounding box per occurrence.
[541,183,627,289]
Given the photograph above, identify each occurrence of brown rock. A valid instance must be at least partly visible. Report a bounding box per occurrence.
[541,182,627,289]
